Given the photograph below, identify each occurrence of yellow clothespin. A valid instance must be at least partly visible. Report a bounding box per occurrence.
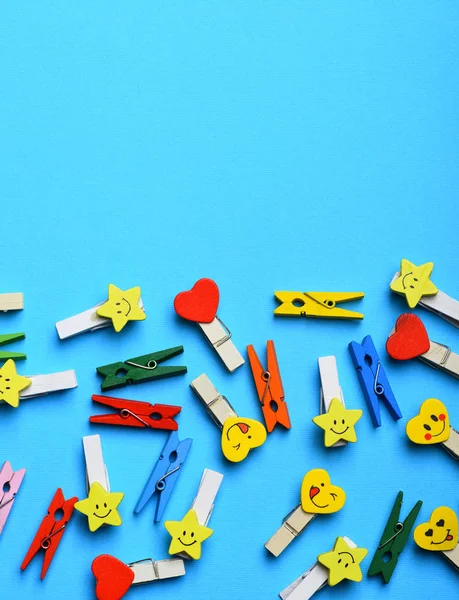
[274,292,364,319]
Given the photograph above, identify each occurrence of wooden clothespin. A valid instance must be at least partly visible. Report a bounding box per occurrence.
[368,491,422,583]
[55,284,146,339]
[279,536,368,599]
[414,506,459,570]
[190,373,266,463]
[92,554,185,600]
[274,291,364,319]
[0,461,25,535]
[174,278,244,372]
[265,469,346,557]
[312,356,362,448]
[386,313,459,379]
[406,398,459,460]
[349,335,402,427]
[74,435,124,532]
[390,259,459,327]
[165,469,223,560]
[0,293,23,312]
[0,333,26,363]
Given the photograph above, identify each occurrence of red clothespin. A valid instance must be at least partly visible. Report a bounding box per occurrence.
[21,488,77,579]
[90,395,181,431]
[247,340,291,432]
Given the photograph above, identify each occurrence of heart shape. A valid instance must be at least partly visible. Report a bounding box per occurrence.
[414,506,458,551]
[92,554,134,600]
[221,417,267,463]
[300,468,346,515]
[406,398,450,445]
[174,278,219,323]
[386,313,430,360]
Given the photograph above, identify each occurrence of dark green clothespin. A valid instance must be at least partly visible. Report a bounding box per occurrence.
[368,491,422,583]
[0,333,26,362]
[97,346,187,391]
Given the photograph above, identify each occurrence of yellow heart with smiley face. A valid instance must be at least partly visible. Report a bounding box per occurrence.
[406,399,450,445]
[300,468,346,514]
[414,507,458,552]
[221,417,267,462]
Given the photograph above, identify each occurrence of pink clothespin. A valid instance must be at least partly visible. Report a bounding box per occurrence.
[0,461,26,534]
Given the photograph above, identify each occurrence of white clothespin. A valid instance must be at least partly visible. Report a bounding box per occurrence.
[265,506,316,557]
[443,544,459,570]
[190,374,237,429]
[0,293,23,312]
[318,356,346,447]
[20,370,78,400]
[129,557,186,583]
[82,435,110,492]
[198,319,244,372]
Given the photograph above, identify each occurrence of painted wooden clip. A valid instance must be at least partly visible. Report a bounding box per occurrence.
[274,291,364,319]
[55,284,145,339]
[0,293,23,312]
[74,435,124,532]
[0,461,26,535]
[368,491,422,583]
[406,398,459,460]
[279,536,368,599]
[390,259,459,327]
[21,488,78,580]
[92,554,185,600]
[190,373,266,463]
[414,506,459,570]
[247,340,290,432]
[165,469,223,561]
[386,313,459,379]
[265,469,346,557]
[312,356,362,448]
[174,278,244,372]
[0,333,26,363]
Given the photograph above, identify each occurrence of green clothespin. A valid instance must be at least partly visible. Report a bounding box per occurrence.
[97,346,187,391]
[368,491,422,583]
[0,333,26,362]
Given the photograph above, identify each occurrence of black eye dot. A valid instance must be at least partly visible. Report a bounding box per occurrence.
[104,503,107,508]
[116,302,121,306]
[425,529,433,537]
[345,563,349,568]
[191,532,195,538]
[431,415,439,422]
[248,435,252,439]
[436,519,445,527]
[5,378,10,382]
[410,285,415,289]
[333,420,337,425]
[414,278,418,282]
[342,419,345,424]
[321,483,324,487]
[96,504,99,510]
[117,310,122,314]
[338,558,342,564]
[183,530,186,536]
[6,387,10,390]
[423,424,431,431]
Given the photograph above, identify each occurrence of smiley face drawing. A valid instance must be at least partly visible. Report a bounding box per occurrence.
[312,397,362,447]
[165,509,213,560]
[390,259,438,308]
[318,536,368,586]
[300,469,346,515]
[74,482,124,532]
[221,417,267,463]
[406,399,450,445]
[414,507,458,552]
[0,359,31,408]
[96,284,146,332]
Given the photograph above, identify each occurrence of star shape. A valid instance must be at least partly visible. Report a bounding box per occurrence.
[74,482,124,532]
[96,284,146,332]
[312,397,362,447]
[390,259,438,308]
[165,509,213,560]
[0,359,31,408]
[318,537,368,586]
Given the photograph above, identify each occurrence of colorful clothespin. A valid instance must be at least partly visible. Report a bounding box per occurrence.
[165,469,223,560]
[406,399,459,460]
[92,554,185,600]
[190,373,267,463]
[390,259,459,327]
[279,536,367,599]
[274,291,364,319]
[55,284,146,339]
[135,431,192,522]
[386,313,459,379]
[0,293,23,312]
[265,469,346,557]
[0,333,26,363]
[21,488,77,580]
[0,461,25,535]
[349,335,401,427]
[368,491,422,583]
[96,346,187,391]
[247,340,290,432]
[90,394,181,431]
[312,356,362,447]
[414,506,459,570]
[174,278,244,372]
[74,435,124,532]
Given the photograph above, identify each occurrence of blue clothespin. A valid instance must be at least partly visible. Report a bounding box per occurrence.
[134,431,192,522]
[348,335,402,427]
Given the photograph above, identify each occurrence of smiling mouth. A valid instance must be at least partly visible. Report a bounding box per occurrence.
[93,509,112,519]
[432,421,446,437]
[309,486,329,509]
[178,538,197,547]
[232,443,241,450]
[331,427,349,435]
[122,298,132,316]
[402,273,413,289]
[431,529,454,545]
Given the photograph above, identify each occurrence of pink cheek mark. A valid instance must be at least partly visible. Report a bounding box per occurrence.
[425,433,432,441]
[439,414,446,421]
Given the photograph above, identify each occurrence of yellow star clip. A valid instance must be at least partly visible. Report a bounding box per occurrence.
[0,359,31,408]
[165,509,213,560]
[390,259,438,308]
[312,397,362,447]
[318,537,368,586]
[96,284,146,332]
[74,482,124,532]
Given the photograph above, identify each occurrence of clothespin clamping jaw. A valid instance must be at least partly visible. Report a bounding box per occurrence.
[174,278,245,372]
[55,283,146,339]
[74,435,124,532]
[274,291,364,319]
[0,293,23,312]
[0,333,26,363]
[247,340,291,432]
[135,430,192,523]
[265,469,346,557]
[413,506,459,571]
[0,461,26,535]
[386,313,459,379]
[349,335,402,427]
[190,373,267,463]
[406,399,459,460]
[368,491,422,583]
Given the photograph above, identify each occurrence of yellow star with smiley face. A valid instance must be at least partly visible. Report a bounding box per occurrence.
[390,259,438,308]
[312,398,362,447]
[74,482,124,532]
[0,359,31,408]
[96,284,146,332]
[164,509,213,560]
[318,537,368,586]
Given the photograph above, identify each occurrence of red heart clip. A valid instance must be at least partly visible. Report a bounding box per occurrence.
[386,313,430,360]
[92,554,134,600]
[174,278,220,323]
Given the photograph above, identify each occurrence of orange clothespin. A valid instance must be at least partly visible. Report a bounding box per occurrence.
[247,341,290,433]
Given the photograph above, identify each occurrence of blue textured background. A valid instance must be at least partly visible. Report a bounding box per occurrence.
[1,2,458,598]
